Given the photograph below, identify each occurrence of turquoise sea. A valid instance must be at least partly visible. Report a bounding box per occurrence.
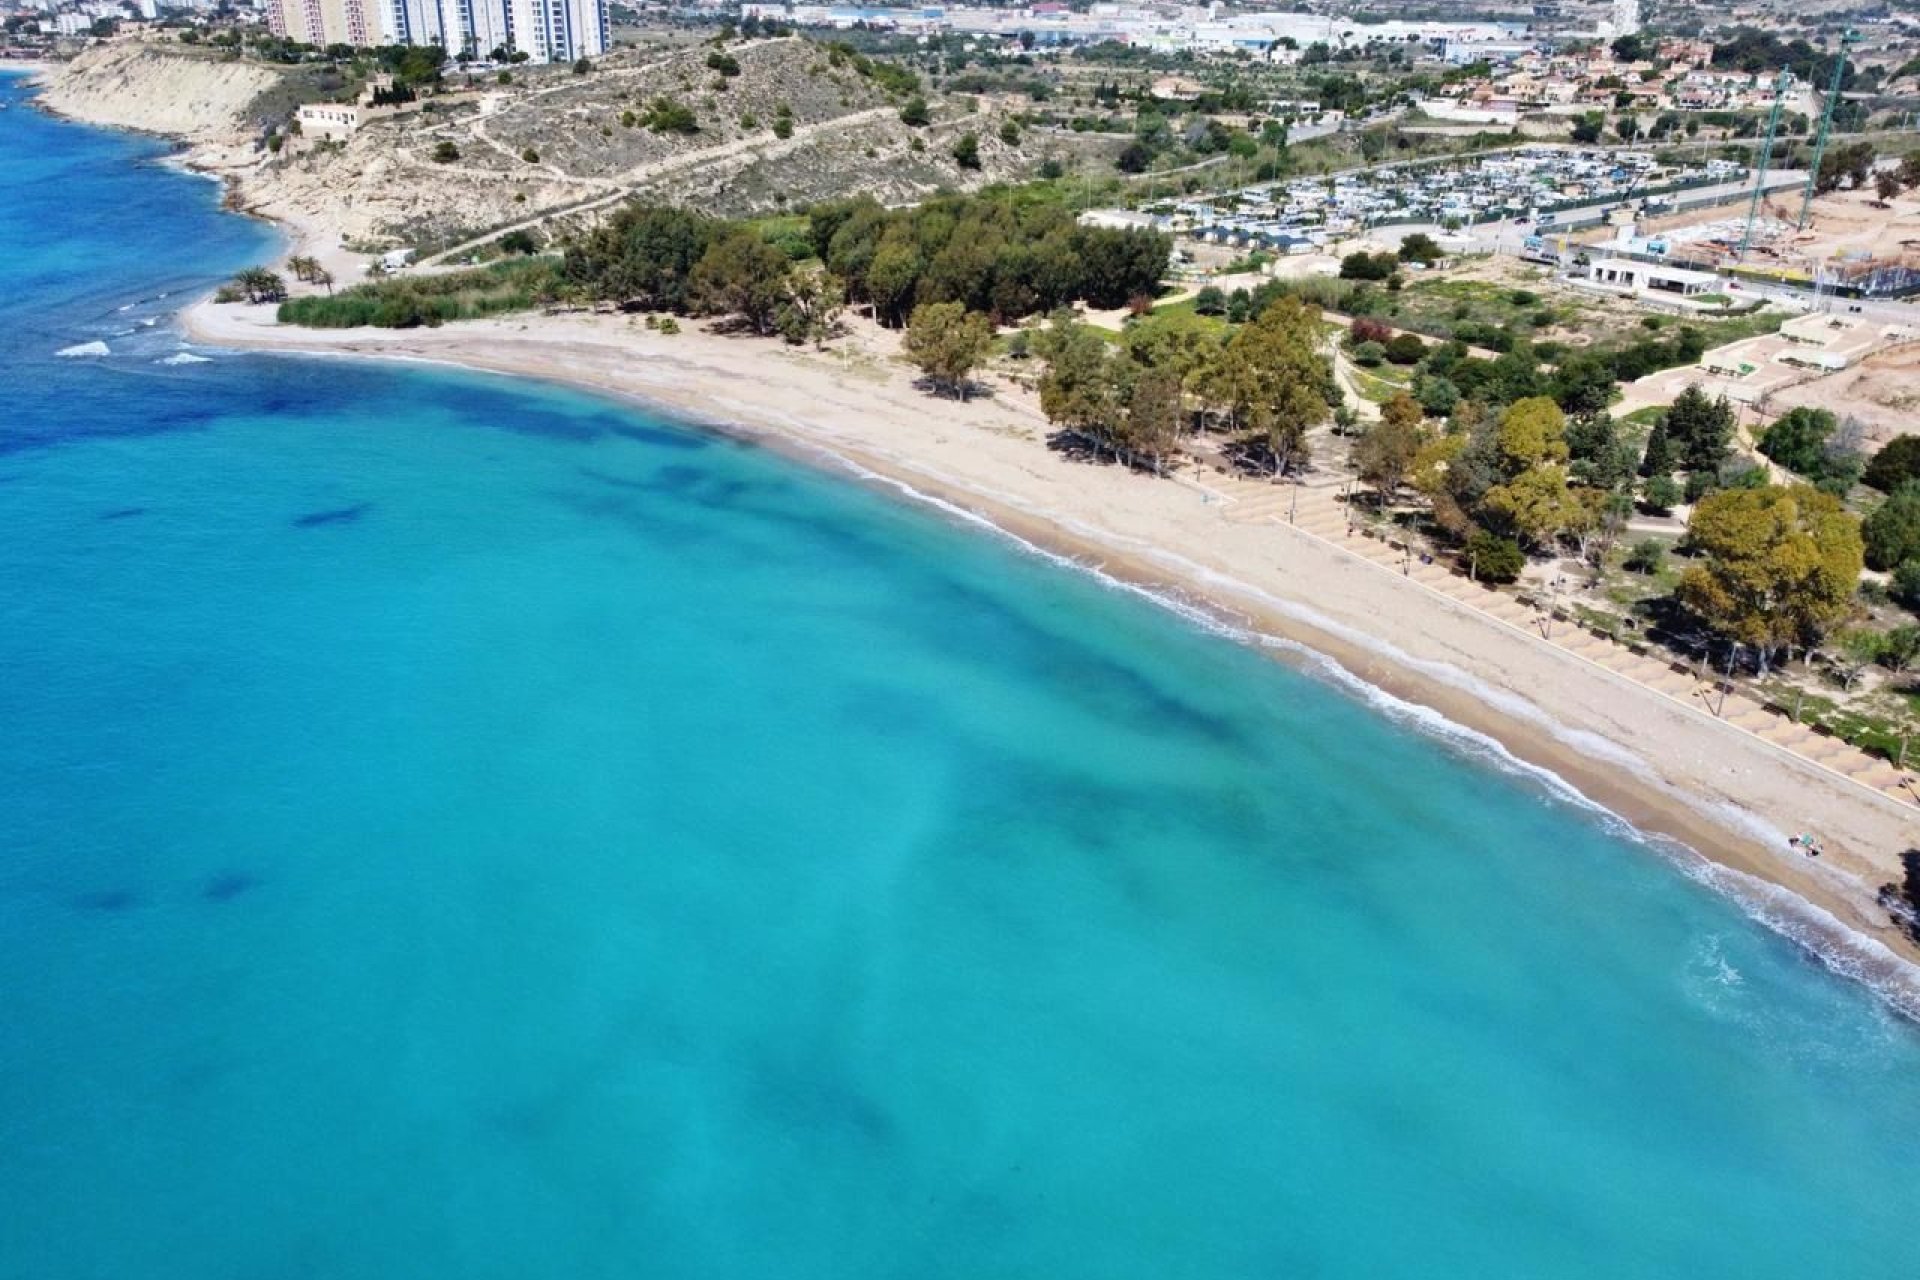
[3,71,1918,1278]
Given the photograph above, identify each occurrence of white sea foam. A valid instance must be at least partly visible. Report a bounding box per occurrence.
[55,340,109,358]
[159,351,211,365]
[209,355,1920,1020]
[829,458,1920,1022]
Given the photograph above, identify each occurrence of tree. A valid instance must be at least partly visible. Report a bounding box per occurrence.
[1355,394,1423,506]
[999,119,1022,146]
[1865,435,1920,493]
[1193,285,1227,316]
[231,267,287,304]
[775,272,845,348]
[1122,366,1184,474]
[1834,629,1885,688]
[1339,251,1398,281]
[1037,313,1124,440]
[1863,482,1920,572]
[951,132,981,170]
[1482,463,1586,549]
[1550,350,1617,419]
[1397,232,1443,265]
[431,140,460,163]
[1877,170,1904,203]
[1642,473,1682,514]
[1758,406,1838,478]
[1882,624,1920,674]
[904,302,994,400]
[1661,384,1736,473]
[1195,297,1329,475]
[1383,333,1426,366]
[498,229,538,256]
[573,57,593,75]
[900,96,931,127]
[1676,484,1865,667]
[1567,412,1636,492]
[1895,561,1920,612]
[688,229,793,335]
[1639,416,1675,478]
[562,204,717,312]
[1464,530,1525,583]
[1414,373,1459,419]
[1493,396,1569,478]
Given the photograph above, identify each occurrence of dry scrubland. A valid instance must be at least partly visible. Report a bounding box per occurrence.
[44,37,1107,257]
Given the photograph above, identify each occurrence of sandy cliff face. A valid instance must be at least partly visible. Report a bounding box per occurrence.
[39,42,281,142]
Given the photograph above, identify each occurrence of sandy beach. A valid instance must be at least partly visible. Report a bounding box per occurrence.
[179,292,1920,1000]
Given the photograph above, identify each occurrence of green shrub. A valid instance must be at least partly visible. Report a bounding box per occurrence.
[277,257,561,329]
[1642,473,1682,513]
[1465,531,1526,583]
[1624,539,1666,574]
[1383,333,1426,365]
[431,140,459,163]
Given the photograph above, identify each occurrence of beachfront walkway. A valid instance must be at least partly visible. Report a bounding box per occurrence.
[1188,464,1920,813]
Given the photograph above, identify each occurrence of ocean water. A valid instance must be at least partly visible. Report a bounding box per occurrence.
[3,71,1919,1279]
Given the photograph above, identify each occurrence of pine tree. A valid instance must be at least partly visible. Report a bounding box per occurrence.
[1639,417,1675,478]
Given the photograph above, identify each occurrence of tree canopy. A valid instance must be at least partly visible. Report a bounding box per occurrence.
[903,302,994,399]
[1676,484,1864,660]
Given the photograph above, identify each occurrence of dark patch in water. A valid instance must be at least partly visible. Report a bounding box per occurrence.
[72,888,141,914]
[608,421,708,450]
[100,506,147,520]
[576,466,653,491]
[292,502,370,528]
[202,871,259,903]
[748,1063,896,1148]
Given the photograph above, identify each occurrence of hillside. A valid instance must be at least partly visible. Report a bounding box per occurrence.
[37,41,285,141]
[39,36,1108,261]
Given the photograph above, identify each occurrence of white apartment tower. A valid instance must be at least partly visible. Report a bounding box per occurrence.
[270,0,607,64]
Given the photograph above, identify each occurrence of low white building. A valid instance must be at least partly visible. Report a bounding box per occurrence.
[1584,257,1718,298]
[297,102,382,141]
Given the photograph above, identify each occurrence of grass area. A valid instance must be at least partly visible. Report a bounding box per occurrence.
[1144,295,1229,334]
[1644,307,1783,353]
[1346,361,1413,404]
[1621,405,1668,428]
[746,213,815,260]
[277,257,562,329]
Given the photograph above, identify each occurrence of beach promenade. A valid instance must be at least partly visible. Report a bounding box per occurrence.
[1194,462,1920,812]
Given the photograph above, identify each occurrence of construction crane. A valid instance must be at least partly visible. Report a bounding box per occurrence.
[1738,70,1794,260]
[1798,28,1864,230]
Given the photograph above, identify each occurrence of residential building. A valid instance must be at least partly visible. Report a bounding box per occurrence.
[267,0,607,63]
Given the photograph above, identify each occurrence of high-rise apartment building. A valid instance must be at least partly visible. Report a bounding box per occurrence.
[267,0,608,64]
[267,0,383,48]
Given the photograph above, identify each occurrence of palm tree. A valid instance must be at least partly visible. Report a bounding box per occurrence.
[312,266,334,295]
[232,267,288,304]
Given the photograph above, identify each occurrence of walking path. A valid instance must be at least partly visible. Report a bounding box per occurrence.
[1189,463,1919,811]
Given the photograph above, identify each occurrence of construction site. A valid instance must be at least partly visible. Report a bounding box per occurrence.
[1575,33,1920,299]
[1610,183,1920,297]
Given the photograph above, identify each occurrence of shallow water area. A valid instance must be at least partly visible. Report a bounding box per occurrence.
[3,70,1920,1279]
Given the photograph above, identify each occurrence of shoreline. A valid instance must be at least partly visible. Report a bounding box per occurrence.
[178,297,1920,1007]
[30,59,1919,1005]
